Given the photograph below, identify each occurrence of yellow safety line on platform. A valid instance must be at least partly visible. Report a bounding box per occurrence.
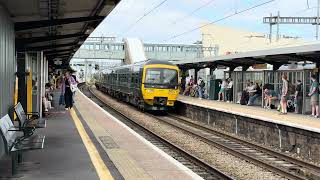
[70,108,114,180]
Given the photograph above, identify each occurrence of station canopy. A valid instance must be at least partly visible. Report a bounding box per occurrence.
[176,43,320,71]
[1,0,120,67]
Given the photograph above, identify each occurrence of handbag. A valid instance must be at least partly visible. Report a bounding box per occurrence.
[70,84,78,92]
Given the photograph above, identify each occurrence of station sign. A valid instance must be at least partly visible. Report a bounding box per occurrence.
[54,60,62,65]
[252,64,267,69]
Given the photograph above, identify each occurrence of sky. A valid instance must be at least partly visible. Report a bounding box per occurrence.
[91,0,320,44]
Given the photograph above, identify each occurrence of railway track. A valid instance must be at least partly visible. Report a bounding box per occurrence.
[149,113,320,180]
[80,85,233,180]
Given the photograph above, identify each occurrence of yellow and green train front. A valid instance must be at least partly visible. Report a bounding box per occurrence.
[141,64,180,111]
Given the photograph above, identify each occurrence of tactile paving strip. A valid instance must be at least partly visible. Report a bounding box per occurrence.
[99,136,119,149]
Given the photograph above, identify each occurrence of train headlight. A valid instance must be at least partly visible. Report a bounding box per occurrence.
[169,89,177,94]
[146,89,154,93]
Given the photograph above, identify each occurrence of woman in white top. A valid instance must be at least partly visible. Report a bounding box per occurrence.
[226,78,233,102]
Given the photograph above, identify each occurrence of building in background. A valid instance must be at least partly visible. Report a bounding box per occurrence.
[198,24,310,80]
[70,59,122,83]
[201,24,305,56]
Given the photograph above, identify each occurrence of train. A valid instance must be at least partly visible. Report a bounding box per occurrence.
[95,60,180,111]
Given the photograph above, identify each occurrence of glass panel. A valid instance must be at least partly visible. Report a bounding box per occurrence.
[144,68,178,89]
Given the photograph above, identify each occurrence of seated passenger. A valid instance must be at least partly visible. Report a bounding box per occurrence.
[43,83,54,113]
[247,82,261,106]
[183,77,193,96]
[264,88,277,109]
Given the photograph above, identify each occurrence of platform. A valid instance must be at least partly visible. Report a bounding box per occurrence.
[74,91,201,180]
[0,92,111,179]
[176,95,320,163]
[178,95,320,133]
[0,92,202,179]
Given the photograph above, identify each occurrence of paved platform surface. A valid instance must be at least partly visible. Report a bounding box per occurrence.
[178,95,320,133]
[74,91,202,180]
[0,92,102,180]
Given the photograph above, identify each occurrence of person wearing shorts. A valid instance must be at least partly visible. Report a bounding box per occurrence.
[308,75,319,118]
[280,74,288,115]
[218,79,227,101]
[264,88,277,109]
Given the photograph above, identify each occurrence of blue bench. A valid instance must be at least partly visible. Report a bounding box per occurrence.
[0,115,45,175]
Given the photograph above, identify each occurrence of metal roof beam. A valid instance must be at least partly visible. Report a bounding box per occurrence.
[24,42,77,51]
[47,55,71,61]
[47,52,74,57]
[16,33,87,45]
[15,16,104,31]
[45,48,76,54]
[281,54,318,62]
[45,51,73,56]
[245,57,284,66]
[215,60,244,67]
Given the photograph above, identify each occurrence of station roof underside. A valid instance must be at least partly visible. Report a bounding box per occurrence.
[1,0,120,67]
[176,43,320,71]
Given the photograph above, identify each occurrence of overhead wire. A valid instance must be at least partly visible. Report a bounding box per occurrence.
[164,0,276,42]
[122,0,169,34]
[171,0,216,25]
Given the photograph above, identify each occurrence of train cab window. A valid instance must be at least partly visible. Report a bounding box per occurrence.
[144,68,178,89]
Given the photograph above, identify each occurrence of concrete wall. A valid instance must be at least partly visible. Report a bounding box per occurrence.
[176,102,320,163]
[0,5,16,158]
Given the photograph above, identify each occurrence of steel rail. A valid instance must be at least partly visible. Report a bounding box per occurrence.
[81,85,233,180]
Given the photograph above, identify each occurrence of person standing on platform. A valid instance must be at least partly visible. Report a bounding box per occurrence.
[226,78,233,103]
[71,71,79,103]
[279,74,289,115]
[218,79,227,101]
[60,71,77,110]
[294,80,303,114]
[308,75,319,118]
[180,77,186,94]
[197,77,205,99]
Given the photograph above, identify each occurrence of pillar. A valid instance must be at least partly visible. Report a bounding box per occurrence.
[16,52,28,111]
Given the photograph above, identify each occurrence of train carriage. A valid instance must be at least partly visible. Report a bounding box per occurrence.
[95,60,180,111]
